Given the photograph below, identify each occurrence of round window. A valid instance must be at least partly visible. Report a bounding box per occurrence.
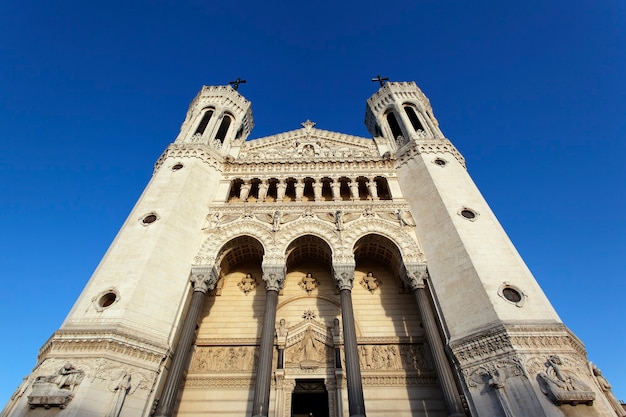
[98,292,117,309]
[142,214,158,224]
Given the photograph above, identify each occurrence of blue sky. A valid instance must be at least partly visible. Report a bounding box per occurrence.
[1,0,625,407]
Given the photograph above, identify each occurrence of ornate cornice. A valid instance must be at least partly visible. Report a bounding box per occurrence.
[38,328,169,366]
[395,138,465,168]
[223,159,394,176]
[361,375,438,386]
[449,322,588,369]
[184,376,255,388]
[153,143,223,173]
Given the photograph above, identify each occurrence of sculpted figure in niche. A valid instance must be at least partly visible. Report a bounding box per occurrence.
[360,272,381,293]
[238,273,257,294]
[537,355,595,405]
[335,210,343,230]
[591,363,626,416]
[289,327,324,367]
[299,273,319,294]
[277,319,288,338]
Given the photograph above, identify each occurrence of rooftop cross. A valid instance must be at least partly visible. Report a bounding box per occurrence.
[229,77,247,90]
[371,74,389,87]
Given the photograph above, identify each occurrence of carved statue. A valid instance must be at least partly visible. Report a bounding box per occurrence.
[105,373,131,417]
[288,326,325,368]
[277,319,288,337]
[272,210,282,231]
[299,273,319,293]
[537,355,595,405]
[238,273,257,294]
[360,272,381,293]
[28,363,85,409]
[335,210,343,230]
[590,363,626,416]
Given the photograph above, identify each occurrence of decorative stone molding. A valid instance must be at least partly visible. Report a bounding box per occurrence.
[361,375,438,386]
[236,125,380,161]
[333,264,355,290]
[358,344,432,372]
[262,264,285,292]
[394,138,466,168]
[38,329,168,366]
[153,143,223,174]
[184,376,256,388]
[190,266,218,293]
[190,346,258,372]
[463,355,526,388]
[403,263,428,290]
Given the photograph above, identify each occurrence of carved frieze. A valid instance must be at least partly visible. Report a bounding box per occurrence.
[358,344,432,372]
[190,346,258,373]
[463,356,526,388]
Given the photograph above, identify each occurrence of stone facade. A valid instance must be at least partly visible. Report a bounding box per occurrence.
[1,81,621,417]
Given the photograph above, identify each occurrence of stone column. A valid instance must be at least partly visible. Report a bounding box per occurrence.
[154,266,218,417]
[334,264,366,417]
[251,265,285,417]
[404,264,465,417]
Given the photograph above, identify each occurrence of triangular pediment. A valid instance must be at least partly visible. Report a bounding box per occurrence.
[238,121,380,161]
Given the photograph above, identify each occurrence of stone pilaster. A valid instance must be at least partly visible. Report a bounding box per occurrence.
[154,266,218,417]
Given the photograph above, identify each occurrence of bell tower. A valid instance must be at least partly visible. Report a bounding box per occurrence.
[367,81,603,416]
[175,85,253,157]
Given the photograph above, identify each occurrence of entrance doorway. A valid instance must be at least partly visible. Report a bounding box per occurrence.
[291,379,329,417]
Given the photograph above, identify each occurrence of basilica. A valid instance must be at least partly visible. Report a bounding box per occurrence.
[2,81,623,417]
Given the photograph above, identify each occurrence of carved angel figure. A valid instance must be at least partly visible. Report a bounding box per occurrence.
[537,355,595,405]
[360,272,381,293]
[238,273,257,294]
[299,273,319,293]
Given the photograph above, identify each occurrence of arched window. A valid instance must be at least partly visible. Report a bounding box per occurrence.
[194,109,214,135]
[215,114,232,143]
[385,111,403,140]
[404,105,424,132]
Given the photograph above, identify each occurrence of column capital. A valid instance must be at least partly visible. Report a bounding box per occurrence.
[190,266,218,293]
[403,263,428,291]
[262,264,285,292]
[333,263,355,291]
